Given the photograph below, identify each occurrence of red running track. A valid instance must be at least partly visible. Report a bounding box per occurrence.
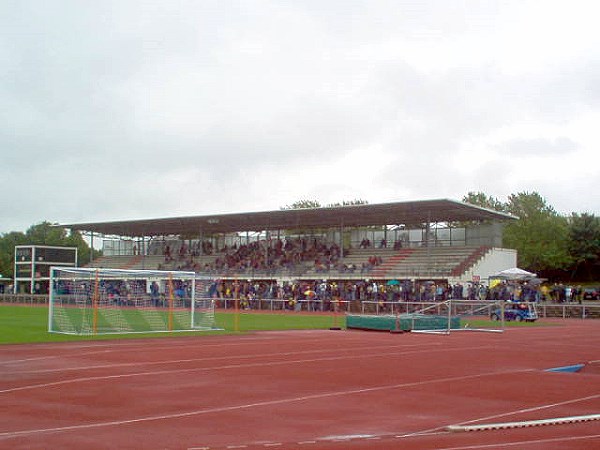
[1,319,600,450]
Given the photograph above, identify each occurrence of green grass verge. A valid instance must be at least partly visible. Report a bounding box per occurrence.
[0,305,552,345]
[0,305,344,345]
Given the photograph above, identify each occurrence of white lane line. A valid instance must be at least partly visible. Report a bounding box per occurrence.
[451,393,600,428]
[0,333,342,364]
[0,335,329,366]
[0,368,535,439]
[435,433,600,450]
[392,393,600,441]
[0,355,59,364]
[0,345,493,394]
[1,342,439,375]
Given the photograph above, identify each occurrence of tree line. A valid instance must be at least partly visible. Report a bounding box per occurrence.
[0,192,598,282]
[463,191,599,281]
[0,222,99,282]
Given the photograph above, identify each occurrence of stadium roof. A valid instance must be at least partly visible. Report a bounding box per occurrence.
[60,199,517,238]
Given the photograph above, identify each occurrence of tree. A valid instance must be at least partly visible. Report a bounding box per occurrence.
[0,222,99,278]
[282,199,369,210]
[568,213,600,280]
[462,192,507,212]
[281,199,322,210]
[25,222,69,245]
[326,199,369,207]
[0,232,28,278]
[280,199,370,237]
[502,192,572,273]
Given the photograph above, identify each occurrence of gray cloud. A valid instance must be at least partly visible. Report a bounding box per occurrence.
[1,0,599,233]
[499,137,580,157]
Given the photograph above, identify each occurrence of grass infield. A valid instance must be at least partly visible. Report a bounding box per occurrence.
[0,305,343,344]
[0,304,549,345]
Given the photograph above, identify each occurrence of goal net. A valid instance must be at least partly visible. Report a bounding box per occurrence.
[48,267,219,335]
[407,299,506,334]
[347,299,506,334]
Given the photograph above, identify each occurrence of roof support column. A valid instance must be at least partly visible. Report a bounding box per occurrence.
[426,211,431,270]
[198,228,203,256]
[339,219,344,264]
[141,232,147,268]
[90,231,94,266]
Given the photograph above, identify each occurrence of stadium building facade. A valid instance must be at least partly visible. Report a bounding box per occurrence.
[59,199,518,286]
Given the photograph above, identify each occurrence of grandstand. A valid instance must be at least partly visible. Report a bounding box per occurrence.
[60,199,518,285]
[85,244,511,282]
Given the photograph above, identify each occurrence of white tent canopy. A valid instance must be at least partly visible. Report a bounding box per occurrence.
[491,267,537,280]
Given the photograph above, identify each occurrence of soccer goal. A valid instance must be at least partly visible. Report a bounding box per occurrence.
[409,299,506,334]
[346,299,506,334]
[48,267,219,335]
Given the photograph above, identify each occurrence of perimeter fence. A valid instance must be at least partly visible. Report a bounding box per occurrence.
[1,294,600,319]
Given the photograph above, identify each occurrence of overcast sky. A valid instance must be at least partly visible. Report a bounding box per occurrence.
[1,0,599,233]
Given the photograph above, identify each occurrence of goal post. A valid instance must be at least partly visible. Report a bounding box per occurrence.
[346,299,506,334]
[409,299,506,334]
[48,267,219,335]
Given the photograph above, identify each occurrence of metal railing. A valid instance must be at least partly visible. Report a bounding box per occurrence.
[0,294,48,305]
[1,294,599,319]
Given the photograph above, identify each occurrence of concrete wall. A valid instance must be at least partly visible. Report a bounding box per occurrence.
[461,247,517,284]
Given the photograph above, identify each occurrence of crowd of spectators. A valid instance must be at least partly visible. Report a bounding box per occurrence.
[209,238,343,273]
[200,278,590,312]
[147,235,408,277]
[199,279,518,312]
[135,238,588,310]
[359,237,405,250]
[157,237,352,276]
[54,278,193,307]
[540,283,585,303]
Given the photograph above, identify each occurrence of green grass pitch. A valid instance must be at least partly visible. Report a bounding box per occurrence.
[0,305,344,344]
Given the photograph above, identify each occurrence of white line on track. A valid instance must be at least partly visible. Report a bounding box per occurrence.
[0,368,536,439]
[434,433,600,449]
[450,393,600,428]
[210,399,600,450]
[1,342,441,375]
[0,334,326,364]
[2,330,310,363]
[388,392,600,442]
[394,430,451,438]
[0,331,419,365]
[0,344,495,394]
[0,355,61,364]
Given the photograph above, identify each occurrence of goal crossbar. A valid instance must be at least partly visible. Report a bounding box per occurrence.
[48,267,220,335]
[409,299,505,334]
